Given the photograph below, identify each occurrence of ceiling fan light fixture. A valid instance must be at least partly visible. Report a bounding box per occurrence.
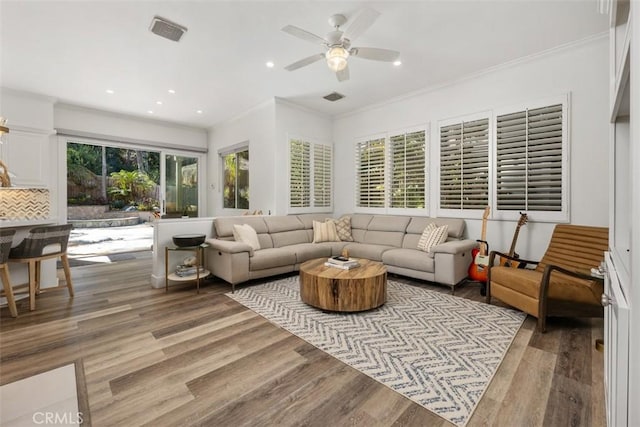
[326,46,349,72]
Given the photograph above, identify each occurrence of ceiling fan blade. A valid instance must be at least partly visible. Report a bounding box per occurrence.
[284,53,325,71]
[350,47,400,62]
[336,65,350,82]
[281,25,327,45]
[343,7,380,41]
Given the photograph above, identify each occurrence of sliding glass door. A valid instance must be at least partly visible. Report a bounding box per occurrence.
[65,138,203,218]
[163,154,200,217]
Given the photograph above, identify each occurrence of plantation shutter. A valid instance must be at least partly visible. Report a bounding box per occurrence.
[289,139,310,208]
[356,138,385,207]
[313,143,332,208]
[439,118,489,209]
[496,104,562,211]
[390,130,426,208]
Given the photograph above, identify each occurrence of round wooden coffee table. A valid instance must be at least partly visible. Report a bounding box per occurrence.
[299,258,387,312]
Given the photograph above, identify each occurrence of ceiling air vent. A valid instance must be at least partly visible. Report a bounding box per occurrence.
[323,92,345,102]
[149,16,187,42]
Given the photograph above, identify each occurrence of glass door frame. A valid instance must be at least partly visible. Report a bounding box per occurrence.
[61,135,206,218]
[160,150,206,217]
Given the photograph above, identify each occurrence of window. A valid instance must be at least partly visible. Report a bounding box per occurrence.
[437,97,567,221]
[355,128,427,211]
[439,118,490,210]
[495,104,563,212]
[222,148,249,209]
[390,130,426,208]
[288,138,332,212]
[313,143,332,208]
[356,137,386,208]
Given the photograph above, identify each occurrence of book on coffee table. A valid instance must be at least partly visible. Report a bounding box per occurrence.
[324,261,360,270]
[327,256,359,268]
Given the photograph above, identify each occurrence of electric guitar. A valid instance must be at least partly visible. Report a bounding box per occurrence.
[468,206,490,283]
[499,212,528,268]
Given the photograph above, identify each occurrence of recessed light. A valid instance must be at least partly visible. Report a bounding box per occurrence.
[156,101,163,105]
[196,110,203,114]
[393,60,402,66]
[147,110,154,114]
[105,89,114,94]
[168,89,176,94]
[266,61,275,68]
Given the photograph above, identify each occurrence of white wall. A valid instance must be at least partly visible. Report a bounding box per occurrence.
[207,100,276,216]
[274,98,333,215]
[54,103,208,150]
[332,36,609,260]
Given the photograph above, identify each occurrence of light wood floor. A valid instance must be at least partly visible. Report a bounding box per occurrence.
[0,253,605,426]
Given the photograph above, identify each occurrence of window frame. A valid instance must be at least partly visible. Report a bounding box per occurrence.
[436,111,493,220]
[287,135,333,214]
[219,143,250,212]
[354,125,429,216]
[492,94,570,223]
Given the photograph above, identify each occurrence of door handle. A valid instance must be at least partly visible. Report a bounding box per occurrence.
[601,293,612,307]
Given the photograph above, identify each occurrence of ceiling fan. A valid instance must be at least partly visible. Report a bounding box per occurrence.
[281,8,400,82]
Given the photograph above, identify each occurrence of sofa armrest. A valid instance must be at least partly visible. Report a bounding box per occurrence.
[206,238,254,257]
[430,239,476,255]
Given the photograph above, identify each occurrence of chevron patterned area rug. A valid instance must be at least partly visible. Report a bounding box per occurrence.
[226,276,526,426]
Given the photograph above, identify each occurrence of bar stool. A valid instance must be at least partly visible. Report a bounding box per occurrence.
[0,229,18,317]
[9,224,74,311]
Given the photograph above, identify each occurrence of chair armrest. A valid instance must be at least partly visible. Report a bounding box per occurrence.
[430,239,477,254]
[544,264,603,282]
[539,263,604,303]
[205,238,254,256]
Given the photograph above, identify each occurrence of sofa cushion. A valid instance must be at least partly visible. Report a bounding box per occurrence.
[249,248,296,271]
[271,230,310,247]
[232,224,261,250]
[297,214,335,229]
[343,243,395,261]
[406,217,465,239]
[367,215,411,232]
[382,248,435,273]
[286,243,332,263]
[361,230,405,247]
[312,220,340,243]
[214,216,268,238]
[417,224,449,252]
[350,214,373,230]
[264,216,304,233]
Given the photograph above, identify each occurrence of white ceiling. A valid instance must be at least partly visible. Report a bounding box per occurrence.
[0,1,607,129]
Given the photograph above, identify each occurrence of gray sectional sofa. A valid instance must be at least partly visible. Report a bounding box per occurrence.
[205,214,476,292]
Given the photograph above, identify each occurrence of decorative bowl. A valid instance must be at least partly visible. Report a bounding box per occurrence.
[172,234,206,247]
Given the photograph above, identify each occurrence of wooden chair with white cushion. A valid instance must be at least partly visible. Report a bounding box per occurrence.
[0,229,18,317]
[486,224,608,332]
[9,224,74,311]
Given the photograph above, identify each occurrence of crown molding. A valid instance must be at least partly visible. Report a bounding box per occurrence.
[336,32,608,120]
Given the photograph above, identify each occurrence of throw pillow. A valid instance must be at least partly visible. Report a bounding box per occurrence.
[312,220,340,243]
[417,223,449,252]
[333,216,354,242]
[232,224,261,250]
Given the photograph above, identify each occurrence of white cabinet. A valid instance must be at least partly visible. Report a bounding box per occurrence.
[0,126,54,188]
[604,0,638,424]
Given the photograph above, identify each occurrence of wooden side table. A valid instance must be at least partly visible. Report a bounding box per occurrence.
[165,243,210,293]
